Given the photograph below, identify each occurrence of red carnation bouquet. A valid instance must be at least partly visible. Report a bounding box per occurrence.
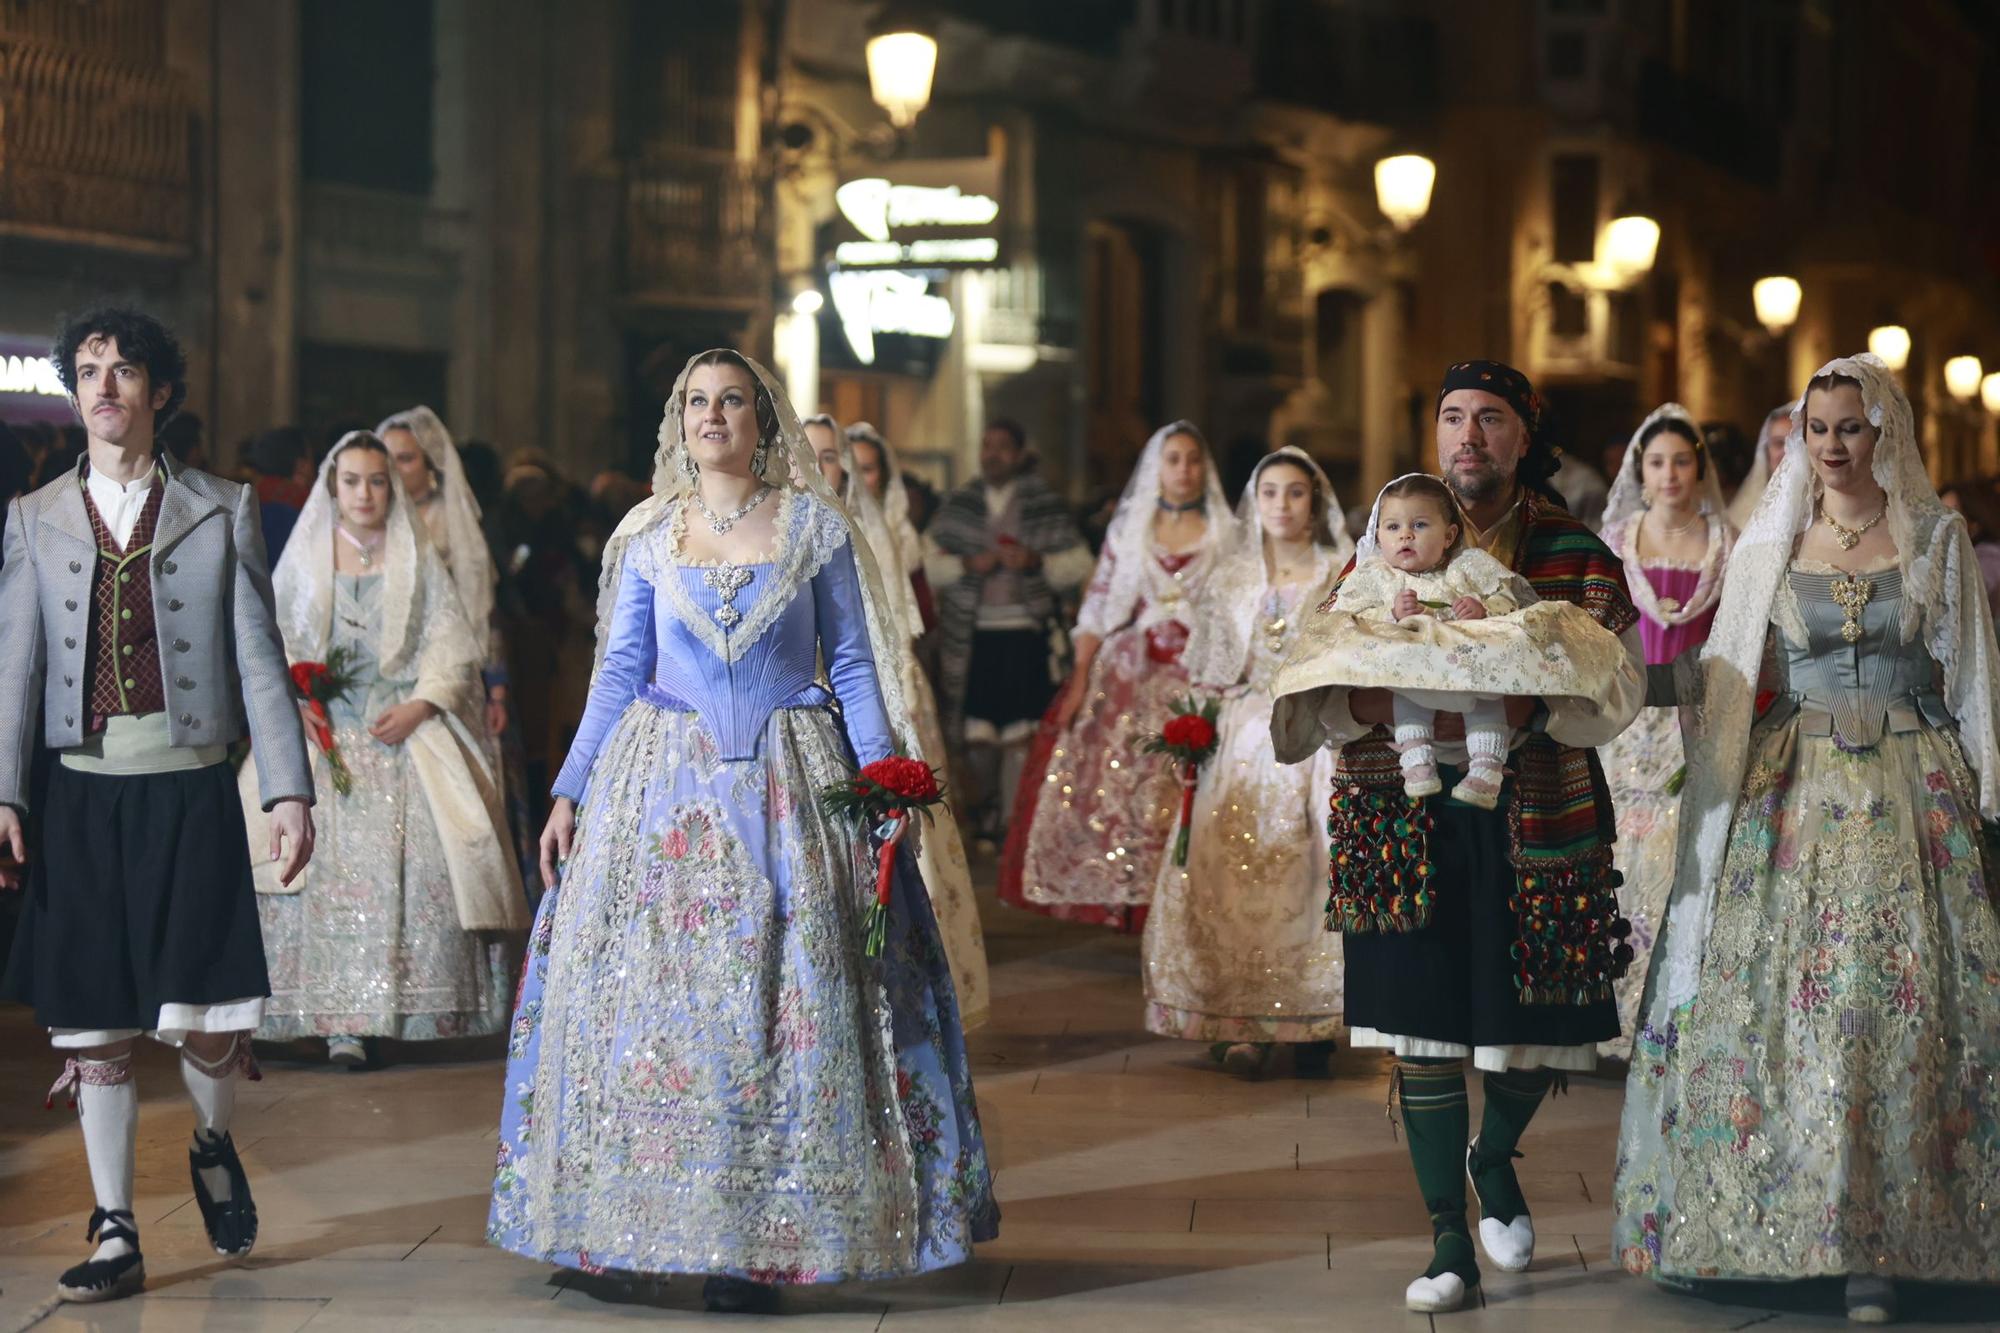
[291,647,359,797]
[1142,695,1222,866]
[820,754,947,956]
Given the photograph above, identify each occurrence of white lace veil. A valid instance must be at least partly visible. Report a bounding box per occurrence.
[1600,403,1730,537]
[1183,446,1350,687]
[836,424,925,643]
[1724,402,1792,531]
[1658,352,2000,1008]
[1075,419,1235,638]
[1599,403,1734,629]
[845,421,911,535]
[375,405,495,661]
[589,350,925,759]
[273,431,482,683]
[1352,471,1470,566]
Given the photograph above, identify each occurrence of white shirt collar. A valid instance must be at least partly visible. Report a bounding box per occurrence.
[85,464,157,548]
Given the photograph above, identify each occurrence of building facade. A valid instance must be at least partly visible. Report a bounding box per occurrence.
[5,0,1996,493]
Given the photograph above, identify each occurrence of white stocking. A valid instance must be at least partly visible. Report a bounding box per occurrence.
[182,1036,246,1203]
[65,1056,138,1260]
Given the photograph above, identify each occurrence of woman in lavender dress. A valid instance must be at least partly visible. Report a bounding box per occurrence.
[487,351,997,1312]
[1594,404,1734,1058]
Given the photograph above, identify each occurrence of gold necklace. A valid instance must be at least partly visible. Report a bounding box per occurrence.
[1817,496,1887,551]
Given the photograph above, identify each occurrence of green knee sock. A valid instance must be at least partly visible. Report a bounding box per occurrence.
[1472,1068,1554,1221]
[1395,1058,1476,1281]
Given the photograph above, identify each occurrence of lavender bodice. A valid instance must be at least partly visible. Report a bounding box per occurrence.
[553,495,894,799]
[1635,563,1716,665]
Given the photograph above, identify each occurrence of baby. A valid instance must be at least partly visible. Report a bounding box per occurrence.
[1269,474,1630,812]
[1353,476,1523,804]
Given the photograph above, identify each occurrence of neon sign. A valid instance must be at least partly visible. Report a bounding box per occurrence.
[829,270,955,365]
[0,354,67,398]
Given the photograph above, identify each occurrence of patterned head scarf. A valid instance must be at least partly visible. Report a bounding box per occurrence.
[1436,359,1562,502]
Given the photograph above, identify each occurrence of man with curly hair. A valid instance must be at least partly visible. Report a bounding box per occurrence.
[0,307,316,1302]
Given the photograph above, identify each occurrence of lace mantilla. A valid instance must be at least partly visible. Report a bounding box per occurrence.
[1181,446,1350,689]
[1074,420,1235,640]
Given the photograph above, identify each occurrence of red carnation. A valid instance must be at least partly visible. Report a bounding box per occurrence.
[1161,714,1216,752]
[289,650,359,797]
[862,755,941,803]
[1141,695,1224,866]
[819,753,949,957]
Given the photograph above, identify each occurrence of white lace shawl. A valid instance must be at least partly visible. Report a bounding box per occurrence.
[1724,416,1779,531]
[587,352,924,760]
[1657,352,2000,1008]
[1073,420,1236,640]
[1600,403,1735,630]
[838,428,925,643]
[374,406,495,664]
[274,434,484,707]
[844,421,922,569]
[262,433,523,929]
[1183,446,1350,688]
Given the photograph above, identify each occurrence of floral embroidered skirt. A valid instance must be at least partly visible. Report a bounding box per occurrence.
[1141,690,1344,1043]
[488,698,999,1283]
[1596,704,1685,1060]
[999,625,1186,928]
[257,716,512,1042]
[1614,719,2000,1282]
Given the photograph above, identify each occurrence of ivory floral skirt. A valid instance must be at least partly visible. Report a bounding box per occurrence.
[1614,718,2000,1282]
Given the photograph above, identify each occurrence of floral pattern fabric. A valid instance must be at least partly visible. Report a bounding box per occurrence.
[1142,577,1344,1041]
[1315,549,1628,707]
[1000,547,1210,926]
[489,516,996,1282]
[489,699,997,1281]
[1613,574,2000,1283]
[257,573,512,1041]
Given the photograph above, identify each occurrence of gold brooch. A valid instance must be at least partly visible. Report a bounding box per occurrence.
[1830,574,1873,644]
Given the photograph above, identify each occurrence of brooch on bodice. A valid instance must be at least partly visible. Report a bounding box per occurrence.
[1829,573,1873,644]
[704,563,754,629]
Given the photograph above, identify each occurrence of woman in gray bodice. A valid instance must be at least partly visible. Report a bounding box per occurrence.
[1613,354,2000,1324]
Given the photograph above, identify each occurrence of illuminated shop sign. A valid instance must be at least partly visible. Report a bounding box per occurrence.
[830,270,954,366]
[830,157,1004,272]
[0,353,66,398]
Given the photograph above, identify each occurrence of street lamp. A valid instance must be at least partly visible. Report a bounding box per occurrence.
[1982,373,2000,415]
[1752,276,1801,336]
[1945,355,1984,402]
[867,7,938,130]
[1373,154,1436,232]
[1866,324,1910,372]
[1603,212,1660,282]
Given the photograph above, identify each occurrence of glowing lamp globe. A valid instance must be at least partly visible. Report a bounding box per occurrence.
[1945,356,1984,403]
[867,28,938,129]
[1373,155,1436,232]
[1603,214,1660,278]
[1866,325,1910,372]
[1752,277,1801,336]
